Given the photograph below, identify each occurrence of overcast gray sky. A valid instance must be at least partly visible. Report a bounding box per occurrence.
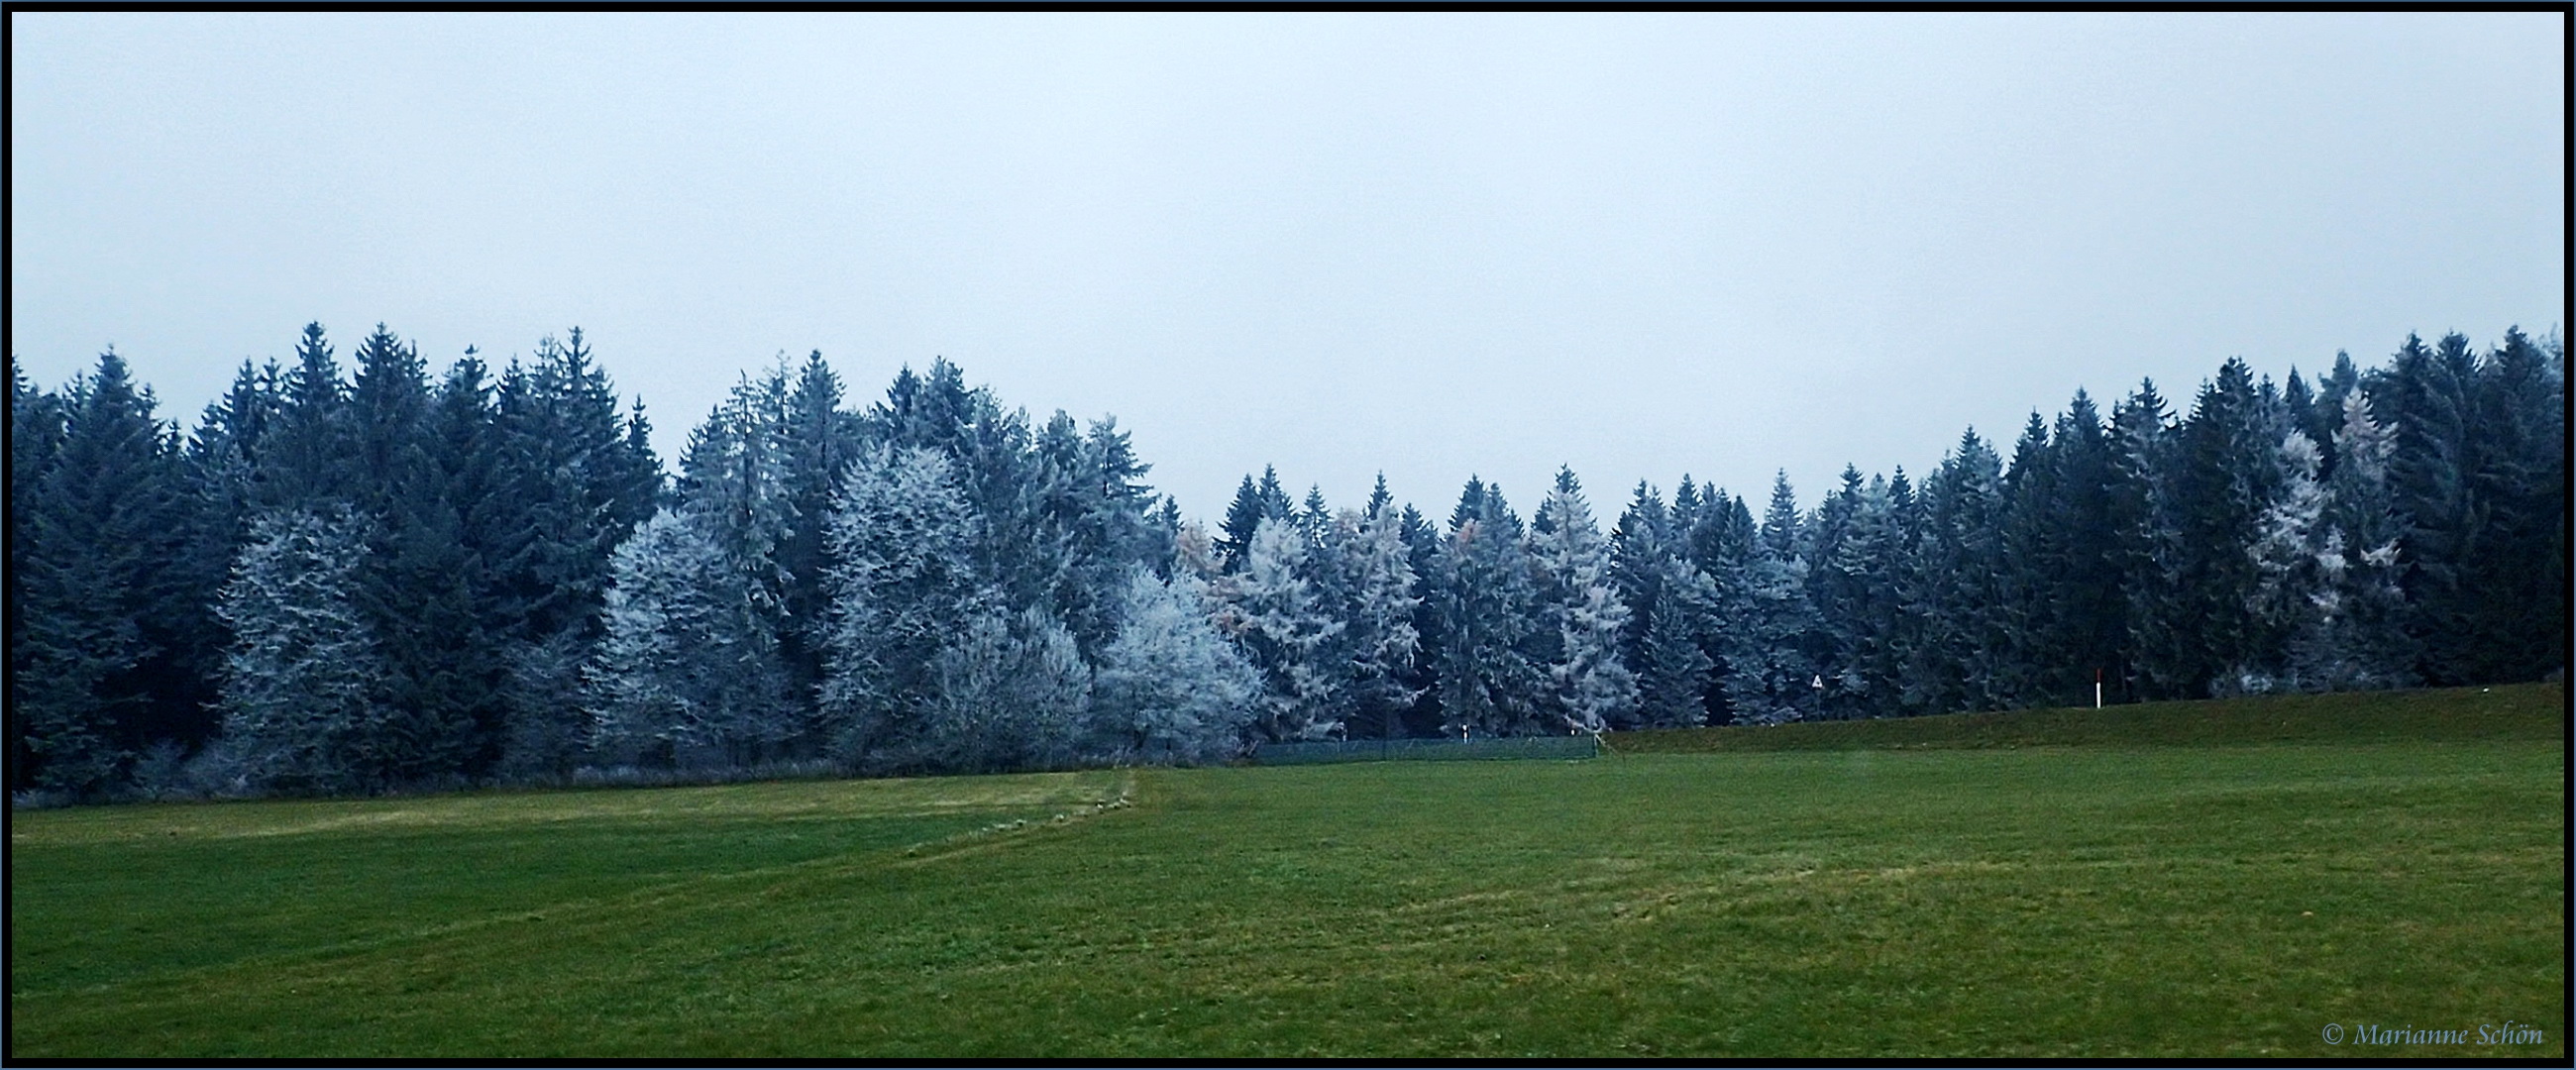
[12,13,2563,520]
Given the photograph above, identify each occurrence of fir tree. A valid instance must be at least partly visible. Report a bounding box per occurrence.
[1430,481,1546,736]
[215,507,389,796]
[588,509,797,770]
[15,352,193,794]
[1529,468,1637,734]
[1231,519,1346,742]
[2294,389,2418,689]
[817,445,987,765]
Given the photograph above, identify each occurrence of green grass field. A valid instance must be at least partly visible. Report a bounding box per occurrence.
[10,685,2563,1058]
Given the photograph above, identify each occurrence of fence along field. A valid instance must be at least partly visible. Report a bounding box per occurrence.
[8,684,2562,1059]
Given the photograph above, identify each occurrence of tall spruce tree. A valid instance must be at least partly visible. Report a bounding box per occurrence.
[818,445,987,766]
[15,352,194,795]
[1430,480,1547,736]
[1529,468,1637,734]
[215,507,389,796]
[588,509,797,770]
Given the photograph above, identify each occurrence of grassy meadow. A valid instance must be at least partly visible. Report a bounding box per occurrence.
[9,684,2563,1058]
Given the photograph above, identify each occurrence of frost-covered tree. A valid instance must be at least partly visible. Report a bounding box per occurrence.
[1325,492,1424,739]
[1720,474,1818,724]
[1430,480,1546,737]
[588,509,797,770]
[216,507,390,796]
[1529,469,1637,734]
[1231,519,1346,741]
[1634,556,1717,728]
[1092,569,1261,763]
[2239,431,2330,692]
[678,366,797,600]
[918,606,1091,773]
[818,445,988,764]
[2293,390,2417,689]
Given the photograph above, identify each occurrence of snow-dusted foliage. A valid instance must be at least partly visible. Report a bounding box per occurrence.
[588,509,797,769]
[2295,390,2417,690]
[1323,501,1424,739]
[1430,481,1546,738]
[215,507,390,795]
[2238,431,2330,693]
[1229,519,1347,741]
[916,606,1092,773]
[817,445,987,763]
[1529,471,1637,734]
[16,331,2567,801]
[1092,569,1261,762]
[1719,476,1820,725]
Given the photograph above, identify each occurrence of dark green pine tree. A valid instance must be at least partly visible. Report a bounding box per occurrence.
[2168,358,2280,696]
[14,352,195,795]
[2110,379,2189,700]
[1612,480,1716,729]
[2368,334,2476,684]
[1430,480,1546,736]
[1992,412,2060,707]
[2043,390,2126,705]
[346,326,484,784]
[424,352,520,776]
[485,330,663,771]
[1686,490,1760,723]
[1217,466,1294,573]
[2457,328,2566,682]
[1395,502,1445,736]
[1909,433,2007,713]
[174,360,285,754]
[1801,465,1870,717]
[11,358,71,791]
[774,351,867,715]
[260,323,358,510]
[1608,480,1673,724]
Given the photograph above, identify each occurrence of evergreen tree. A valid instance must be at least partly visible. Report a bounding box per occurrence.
[215,507,389,796]
[10,359,67,790]
[2241,430,2330,691]
[2457,328,2567,681]
[1429,481,1546,736]
[484,330,662,762]
[1330,493,1425,739]
[2293,389,2419,690]
[2110,379,2190,700]
[170,361,284,757]
[2169,359,2280,696]
[2043,390,2125,705]
[260,323,357,509]
[1231,519,1346,742]
[776,351,868,712]
[1529,468,1637,734]
[346,325,483,782]
[818,445,987,765]
[1721,474,1819,724]
[1991,414,2059,707]
[15,352,193,795]
[588,509,797,770]
[2371,333,2477,684]
[1633,556,1718,728]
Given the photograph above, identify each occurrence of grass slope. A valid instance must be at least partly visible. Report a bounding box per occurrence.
[1609,682,2566,752]
[9,685,2563,1058]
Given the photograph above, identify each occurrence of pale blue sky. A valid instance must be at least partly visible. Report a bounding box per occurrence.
[11,12,2563,519]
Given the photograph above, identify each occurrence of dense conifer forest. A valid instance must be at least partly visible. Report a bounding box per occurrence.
[9,324,2564,800]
